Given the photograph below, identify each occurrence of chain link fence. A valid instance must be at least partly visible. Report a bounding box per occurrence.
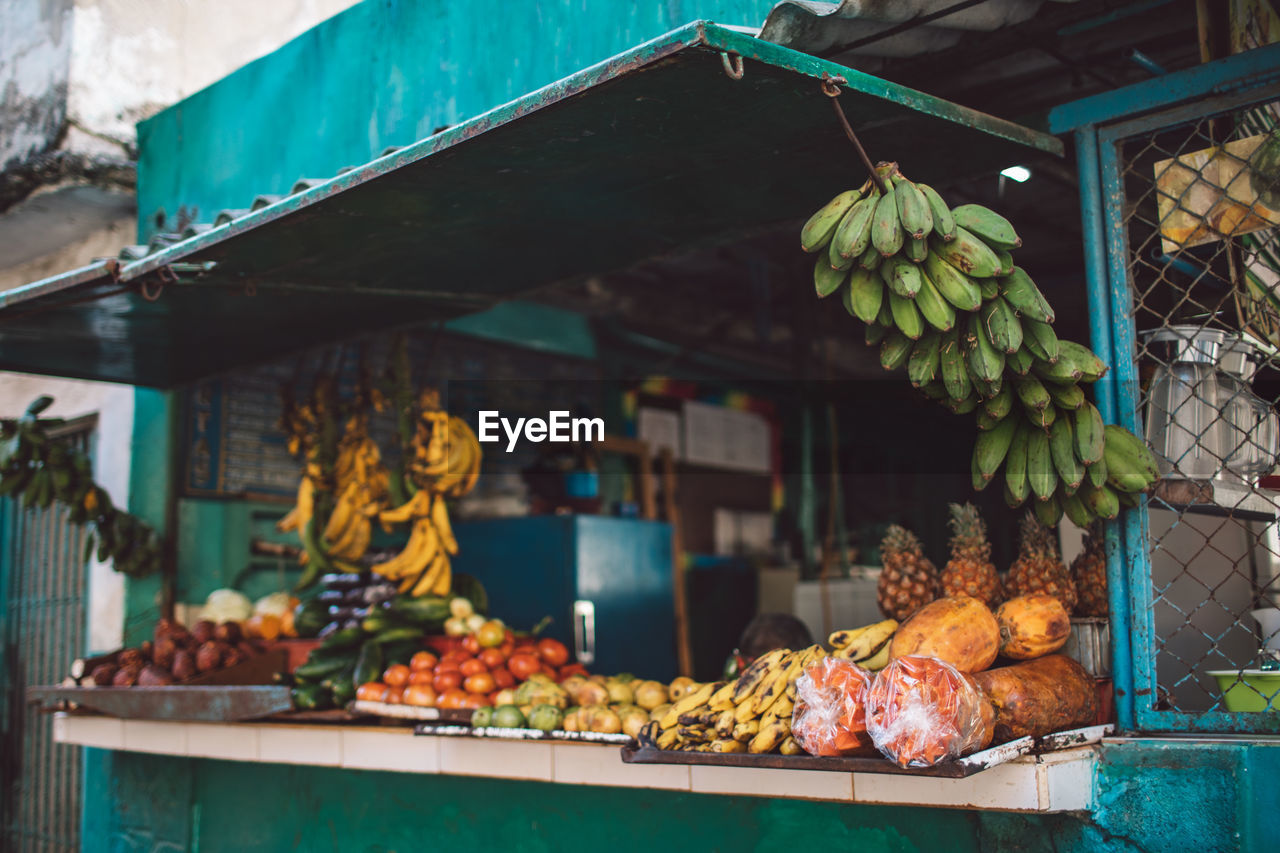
[1115,97,1280,722]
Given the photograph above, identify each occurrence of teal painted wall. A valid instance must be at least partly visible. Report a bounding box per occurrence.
[136,0,776,239]
[77,740,1280,852]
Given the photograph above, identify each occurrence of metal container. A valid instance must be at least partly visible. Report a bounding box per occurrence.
[1065,617,1111,677]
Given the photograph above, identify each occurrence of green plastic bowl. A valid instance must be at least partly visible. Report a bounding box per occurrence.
[1207,670,1280,712]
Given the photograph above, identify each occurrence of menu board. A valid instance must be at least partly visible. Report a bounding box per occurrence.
[181,332,601,500]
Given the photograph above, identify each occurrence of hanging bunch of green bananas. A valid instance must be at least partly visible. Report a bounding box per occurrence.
[0,396,161,577]
[802,162,1161,527]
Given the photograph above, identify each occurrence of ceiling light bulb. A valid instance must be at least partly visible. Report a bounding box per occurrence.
[1001,166,1031,183]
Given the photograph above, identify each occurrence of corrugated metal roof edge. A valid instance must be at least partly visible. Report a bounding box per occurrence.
[0,21,1063,314]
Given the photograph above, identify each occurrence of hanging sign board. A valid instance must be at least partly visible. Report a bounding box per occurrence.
[1155,131,1280,253]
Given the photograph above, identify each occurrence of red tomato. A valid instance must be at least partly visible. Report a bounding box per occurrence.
[440,649,469,664]
[492,667,515,689]
[478,648,507,669]
[540,664,558,680]
[435,657,462,672]
[557,663,588,681]
[355,682,389,702]
[461,635,480,655]
[382,664,411,688]
[507,653,541,681]
[462,692,489,710]
[433,670,463,693]
[410,651,439,672]
[488,690,504,705]
[438,688,468,710]
[536,638,570,667]
[459,658,488,677]
[408,669,435,686]
[384,686,405,705]
[464,672,496,694]
[499,640,515,658]
[404,684,438,707]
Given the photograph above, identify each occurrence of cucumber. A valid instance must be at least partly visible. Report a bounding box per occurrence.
[294,655,352,681]
[318,625,366,652]
[352,640,384,687]
[385,595,451,626]
[360,610,403,634]
[291,683,332,711]
[380,640,422,667]
[372,626,425,645]
[321,665,356,703]
[292,598,330,638]
[331,678,356,707]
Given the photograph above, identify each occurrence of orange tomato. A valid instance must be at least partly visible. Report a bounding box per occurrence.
[464,671,496,694]
[404,684,439,707]
[461,692,489,710]
[536,638,570,667]
[410,651,439,672]
[438,688,469,710]
[491,667,515,689]
[355,682,389,702]
[433,670,463,693]
[478,648,507,670]
[461,635,480,655]
[440,649,469,664]
[507,653,541,681]
[434,659,462,674]
[459,658,488,678]
[541,664,558,680]
[476,620,506,648]
[382,664,411,689]
[499,640,515,658]
[408,669,436,686]
[384,686,405,705]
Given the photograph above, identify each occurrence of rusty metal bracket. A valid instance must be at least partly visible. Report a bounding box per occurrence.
[821,72,888,195]
[720,51,744,80]
[137,266,178,302]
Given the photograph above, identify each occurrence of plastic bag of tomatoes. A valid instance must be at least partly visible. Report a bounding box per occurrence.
[865,655,995,768]
[790,657,877,757]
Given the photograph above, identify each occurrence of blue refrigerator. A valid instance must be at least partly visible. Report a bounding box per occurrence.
[452,516,677,681]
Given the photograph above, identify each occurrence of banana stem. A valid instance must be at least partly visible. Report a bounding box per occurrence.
[821,74,888,196]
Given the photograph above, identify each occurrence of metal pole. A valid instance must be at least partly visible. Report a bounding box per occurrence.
[1077,126,1136,730]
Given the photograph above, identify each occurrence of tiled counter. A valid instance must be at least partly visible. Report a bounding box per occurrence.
[54,714,1096,812]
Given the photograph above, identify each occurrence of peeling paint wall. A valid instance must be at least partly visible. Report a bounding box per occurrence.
[0,0,74,170]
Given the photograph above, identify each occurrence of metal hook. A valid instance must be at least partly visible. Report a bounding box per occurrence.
[720,52,745,80]
[820,72,847,98]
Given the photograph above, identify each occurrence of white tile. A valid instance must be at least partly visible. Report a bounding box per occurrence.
[122,720,187,756]
[342,728,440,774]
[256,724,342,766]
[853,758,1042,811]
[58,715,124,749]
[552,743,690,790]
[438,737,553,781]
[1044,751,1096,812]
[690,765,853,801]
[185,722,259,762]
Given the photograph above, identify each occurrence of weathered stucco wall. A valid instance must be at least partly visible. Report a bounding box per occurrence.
[1,0,73,171]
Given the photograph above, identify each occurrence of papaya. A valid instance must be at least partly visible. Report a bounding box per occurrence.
[887,595,1000,673]
[994,594,1071,660]
[974,654,1099,742]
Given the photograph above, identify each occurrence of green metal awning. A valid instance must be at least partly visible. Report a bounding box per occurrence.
[0,21,1062,388]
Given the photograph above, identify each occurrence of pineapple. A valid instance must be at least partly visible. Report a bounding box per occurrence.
[877,524,940,621]
[1072,522,1108,617]
[1006,512,1078,613]
[940,503,1003,609]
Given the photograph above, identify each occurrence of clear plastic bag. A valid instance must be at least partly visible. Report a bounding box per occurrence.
[865,655,994,768]
[790,657,876,757]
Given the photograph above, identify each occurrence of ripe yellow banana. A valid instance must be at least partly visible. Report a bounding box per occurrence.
[412,551,451,597]
[748,721,789,754]
[708,682,737,713]
[431,493,458,555]
[732,720,759,743]
[661,682,716,728]
[276,477,314,534]
[779,737,804,756]
[830,620,899,662]
[372,516,438,580]
[710,739,746,754]
[732,649,786,704]
[714,709,736,739]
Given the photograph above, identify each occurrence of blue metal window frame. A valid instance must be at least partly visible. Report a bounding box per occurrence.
[1052,44,1280,734]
